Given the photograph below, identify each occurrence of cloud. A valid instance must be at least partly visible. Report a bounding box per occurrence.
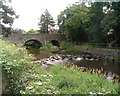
[11,0,76,31]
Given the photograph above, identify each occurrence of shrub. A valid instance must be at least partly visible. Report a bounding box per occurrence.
[40,46,48,51]
[115,56,120,63]
[0,40,33,93]
[46,43,54,48]
[50,46,59,52]
[40,43,59,53]
[60,42,70,50]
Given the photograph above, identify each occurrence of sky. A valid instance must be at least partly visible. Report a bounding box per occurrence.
[10,0,77,31]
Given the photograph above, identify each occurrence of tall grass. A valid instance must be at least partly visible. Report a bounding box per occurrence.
[49,66,120,94]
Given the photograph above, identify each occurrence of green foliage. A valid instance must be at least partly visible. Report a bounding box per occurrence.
[38,9,55,33]
[46,43,54,48]
[22,29,39,34]
[51,46,59,53]
[49,66,120,94]
[87,2,106,43]
[59,42,81,55]
[58,4,90,42]
[25,41,36,45]
[40,43,59,53]
[40,46,48,51]
[1,40,119,94]
[19,64,59,94]
[115,56,120,63]
[0,40,33,93]
[104,56,111,65]
[100,2,120,47]
[57,2,119,46]
[78,43,96,50]
[105,56,111,62]
[60,42,70,50]
[0,0,17,36]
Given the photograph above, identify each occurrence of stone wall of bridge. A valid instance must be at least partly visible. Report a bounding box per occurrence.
[2,33,64,46]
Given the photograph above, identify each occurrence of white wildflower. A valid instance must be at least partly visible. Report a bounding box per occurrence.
[35,81,42,85]
[14,60,16,62]
[98,92,103,94]
[26,86,33,90]
[46,79,50,81]
[49,74,53,77]
[41,74,46,77]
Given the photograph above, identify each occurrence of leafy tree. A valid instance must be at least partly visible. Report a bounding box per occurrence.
[22,29,39,34]
[87,2,106,43]
[38,9,54,33]
[57,11,66,34]
[101,2,120,47]
[0,0,17,36]
[58,4,90,42]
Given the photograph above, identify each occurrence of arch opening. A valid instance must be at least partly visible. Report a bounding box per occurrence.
[49,40,60,47]
[24,39,42,49]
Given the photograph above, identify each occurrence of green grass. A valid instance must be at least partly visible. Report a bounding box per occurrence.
[20,65,120,95]
[49,66,120,94]
[75,43,97,50]
[75,43,120,50]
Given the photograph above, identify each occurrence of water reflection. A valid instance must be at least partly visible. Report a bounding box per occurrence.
[74,60,120,76]
[27,48,50,60]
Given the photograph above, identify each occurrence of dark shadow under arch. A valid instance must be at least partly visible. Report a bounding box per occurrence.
[49,40,60,47]
[24,39,42,48]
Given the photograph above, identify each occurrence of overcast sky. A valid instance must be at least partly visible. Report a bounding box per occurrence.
[10,0,77,31]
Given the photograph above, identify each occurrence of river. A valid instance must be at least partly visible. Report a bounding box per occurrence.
[27,48,120,82]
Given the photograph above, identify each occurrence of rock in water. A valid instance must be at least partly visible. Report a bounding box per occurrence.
[107,72,113,82]
[76,57,83,61]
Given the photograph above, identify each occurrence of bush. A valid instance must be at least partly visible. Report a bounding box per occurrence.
[40,43,59,53]
[60,42,70,50]
[46,43,54,48]
[51,46,59,52]
[40,46,48,51]
[115,56,120,63]
[0,40,33,93]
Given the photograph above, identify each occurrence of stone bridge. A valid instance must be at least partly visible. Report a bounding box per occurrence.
[2,33,64,47]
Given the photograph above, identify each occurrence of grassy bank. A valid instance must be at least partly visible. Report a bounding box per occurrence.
[19,65,120,94]
[1,40,120,95]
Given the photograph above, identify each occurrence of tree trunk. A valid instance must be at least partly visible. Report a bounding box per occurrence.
[108,39,118,48]
[107,31,119,48]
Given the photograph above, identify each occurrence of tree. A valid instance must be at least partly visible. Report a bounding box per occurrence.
[101,2,120,47]
[38,9,54,33]
[0,0,17,36]
[58,4,90,42]
[87,2,106,43]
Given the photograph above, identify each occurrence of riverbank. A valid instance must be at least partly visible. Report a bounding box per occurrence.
[1,40,120,95]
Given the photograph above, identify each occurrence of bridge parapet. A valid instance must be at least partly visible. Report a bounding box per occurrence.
[2,33,64,46]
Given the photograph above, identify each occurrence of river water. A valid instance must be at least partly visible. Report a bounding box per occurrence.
[27,48,120,82]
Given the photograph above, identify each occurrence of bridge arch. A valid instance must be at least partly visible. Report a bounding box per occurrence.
[24,39,42,48]
[49,39,60,47]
